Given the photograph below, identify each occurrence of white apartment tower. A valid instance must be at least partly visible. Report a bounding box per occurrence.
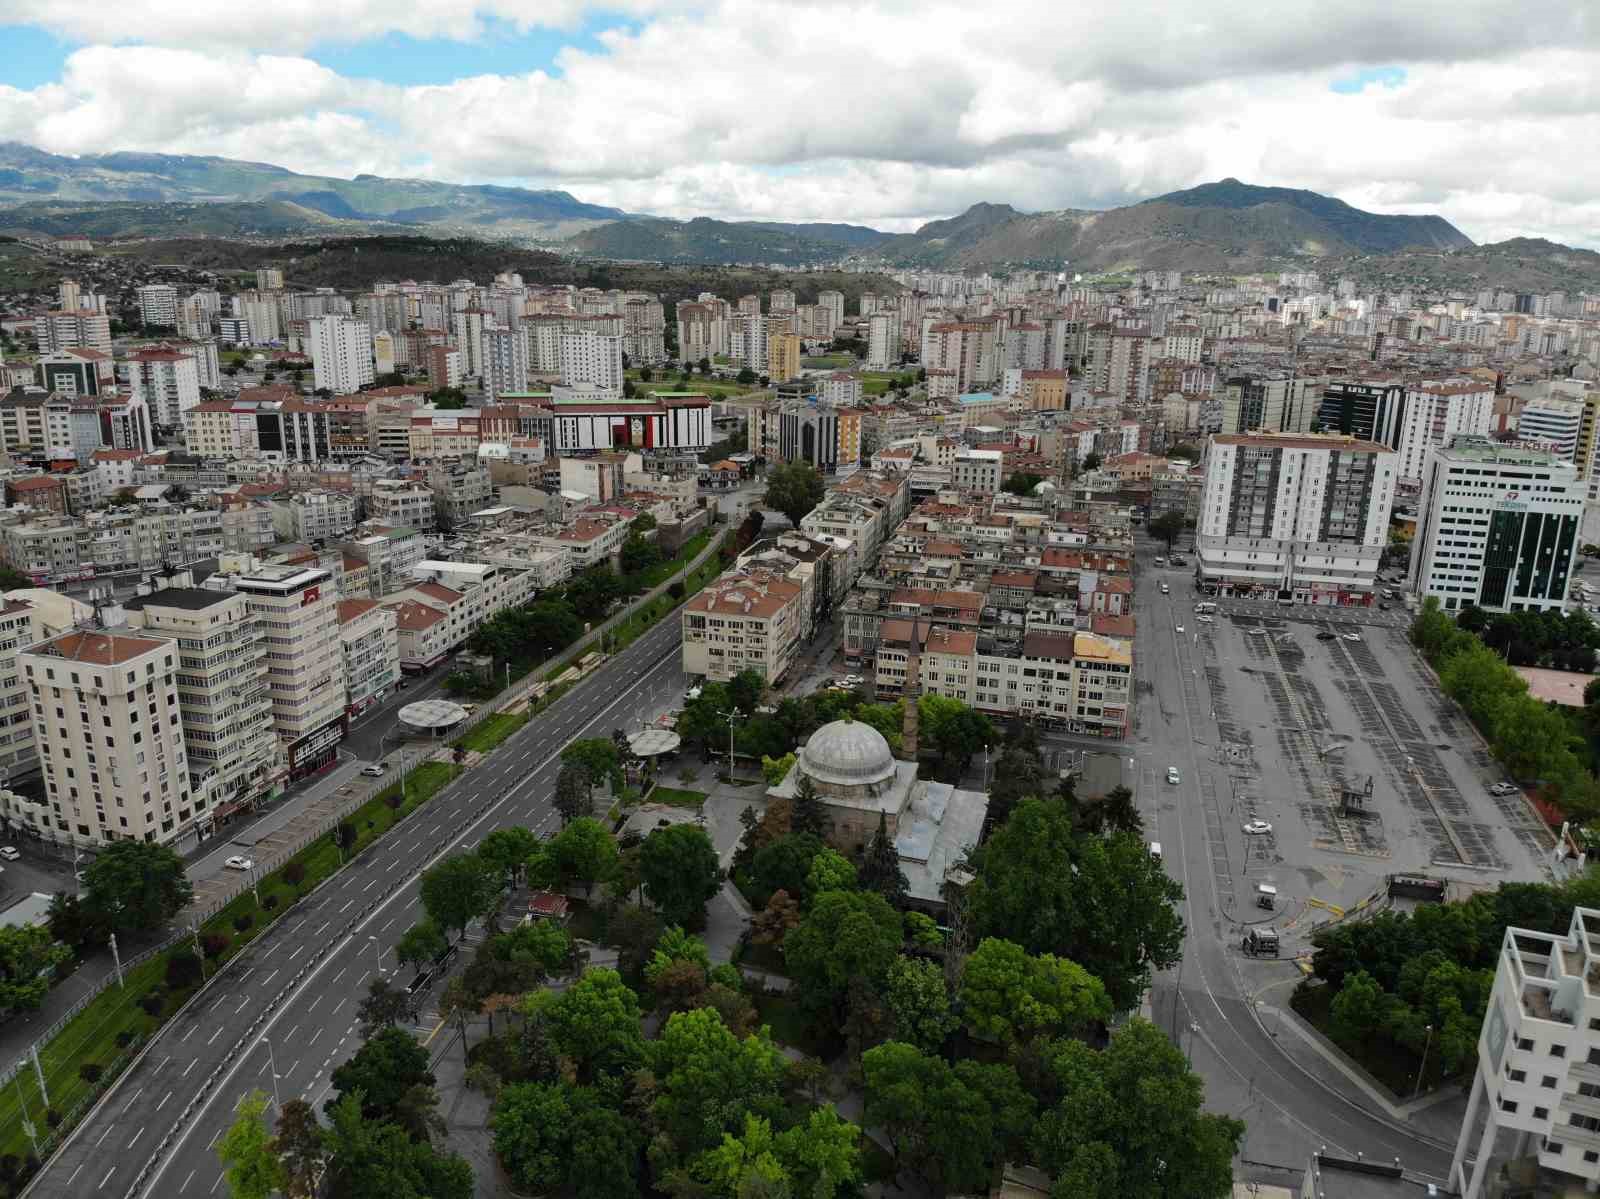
[1196,432,1397,603]
[21,630,190,847]
[482,324,530,401]
[231,565,347,778]
[121,587,281,825]
[1394,382,1497,482]
[866,314,897,370]
[135,284,179,329]
[558,331,625,394]
[733,314,771,371]
[1450,907,1600,1198]
[309,315,376,394]
[127,349,201,428]
[1517,397,1585,463]
[1409,436,1581,614]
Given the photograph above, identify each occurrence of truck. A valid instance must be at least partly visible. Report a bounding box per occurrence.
[1241,928,1280,957]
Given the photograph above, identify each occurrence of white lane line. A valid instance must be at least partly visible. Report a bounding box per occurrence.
[339,900,353,913]
[182,1058,197,1078]
[180,1170,194,1192]
[289,944,304,960]
[234,995,249,1014]
[120,1086,144,1114]
[127,1127,143,1149]
[332,998,347,1015]
[67,1164,83,1185]
[156,1090,172,1111]
[101,1166,116,1188]
[96,1124,114,1147]
[307,995,322,1013]
[332,968,346,984]
[309,1027,323,1045]
[210,1172,223,1194]
[315,921,329,936]
[261,969,278,987]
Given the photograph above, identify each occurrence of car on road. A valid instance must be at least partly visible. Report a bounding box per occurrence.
[0,847,18,861]
[1175,624,1185,634]
[1316,631,1337,640]
[223,855,254,871]
[1160,583,1170,594]
[1343,633,1362,642]
[1489,781,1519,796]
[1197,615,1214,624]
[842,674,865,686]
[1242,820,1273,835]
[360,765,386,777]
[1166,767,1181,785]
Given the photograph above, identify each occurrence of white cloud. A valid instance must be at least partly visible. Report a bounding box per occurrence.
[4,1,1600,247]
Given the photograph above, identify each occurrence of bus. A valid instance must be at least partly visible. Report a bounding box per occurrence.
[1194,602,1217,615]
[1387,874,1447,902]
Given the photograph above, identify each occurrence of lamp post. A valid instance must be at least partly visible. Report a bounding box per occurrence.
[261,1035,282,1109]
[1412,1023,1434,1099]
[367,935,386,975]
[726,711,745,782]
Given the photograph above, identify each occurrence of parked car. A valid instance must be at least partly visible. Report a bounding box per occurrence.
[0,847,19,861]
[1343,633,1362,642]
[1489,781,1519,796]
[1197,615,1215,624]
[223,855,254,871]
[361,765,386,777]
[1175,624,1185,634]
[1316,631,1337,640]
[1242,820,1273,835]
[1166,767,1181,785]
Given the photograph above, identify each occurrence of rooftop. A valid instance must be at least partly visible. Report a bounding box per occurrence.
[28,629,169,666]
[123,587,234,613]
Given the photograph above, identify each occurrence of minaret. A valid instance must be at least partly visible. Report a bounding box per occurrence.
[899,615,922,762]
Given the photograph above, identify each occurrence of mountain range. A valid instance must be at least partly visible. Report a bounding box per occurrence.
[0,141,1551,279]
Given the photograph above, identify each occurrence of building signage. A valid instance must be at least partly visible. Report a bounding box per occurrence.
[289,717,346,769]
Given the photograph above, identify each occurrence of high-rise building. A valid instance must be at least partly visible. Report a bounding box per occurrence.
[121,587,281,828]
[1409,437,1580,614]
[866,314,896,370]
[309,315,375,394]
[482,324,530,401]
[769,289,796,315]
[768,332,801,383]
[1196,432,1397,603]
[733,315,771,371]
[127,348,202,428]
[1219,373,1324,435]
[621,296,667,365]
[1448,906,1600,1198]
[0,600,40,779]
[1518,397,1585,462]
[35,310,111,356]
[337,599,400,717]
[558,331,625,393]
[676,302,728,364]
[21,629,190,847]
[1317,379,1407,444]
[230,565,346,778]
[134,284,179,329]
[255,268,284,292]
[816,290,845,334]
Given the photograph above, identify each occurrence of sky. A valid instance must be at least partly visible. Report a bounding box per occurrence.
[0,1,1598,246]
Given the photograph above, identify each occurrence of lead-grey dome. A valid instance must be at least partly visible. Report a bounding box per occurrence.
[799,719,897,788]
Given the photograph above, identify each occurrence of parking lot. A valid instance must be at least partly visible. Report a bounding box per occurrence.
[1189,602,1554,910]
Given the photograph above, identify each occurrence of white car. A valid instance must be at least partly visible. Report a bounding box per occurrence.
[0,847,18,861]
[1166,767,1181,785]
[223,855,254,871]
[1197,615,1215,624]
[1343,633,1362,642]
[1175,624,1185,634]
[843,674,865,686]
[1242,820,1273,835]
[360,765,386,777]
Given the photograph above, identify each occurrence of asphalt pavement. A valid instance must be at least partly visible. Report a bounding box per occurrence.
[28,618,686,1199]
[1134,557,1456,1181]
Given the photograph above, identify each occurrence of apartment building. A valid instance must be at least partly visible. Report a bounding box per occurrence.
[1394,382,1496,482]
[0,600,39,778]
[676,302,728,363]
[383,598,452,671]
[342,526,426,597]
[0,390,100,463]
[681,567,804,685]
[1449,907,1600,1198]
[135,284,179,328]
[1409,437,1581,614]
[923,321,1000,393]
[121,587,281,825]
[368,477,436,531]
[35,348,113,398]
[558,331,625,393]
[733,314,771,371]
[231,565,346,778]
[953,449,1003,494]
[482,323,529,401]
[1196,432,1397,604]
[269,490,358,544]
[1219,373,1324,435]
[36,310,112,356]
[1518,397,1584,462]
[337,598,399,716]
[21,629,190,847]
[127,349,201,428]
[98,391,153,453]
[768,332,801,383]
[403,560,539,645]
[309,315,375,394]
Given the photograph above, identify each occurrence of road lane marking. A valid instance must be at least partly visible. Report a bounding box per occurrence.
[156,1090,172,1111]
[261,970,278,987]
[182,1059,197,1077]
[101,1166,116,1188]
[127,1127,143,1149]
[67,1165,82,1185]
[180,1170,193,1192]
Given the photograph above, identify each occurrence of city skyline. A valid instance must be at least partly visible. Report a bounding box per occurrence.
[0,1,1598,246]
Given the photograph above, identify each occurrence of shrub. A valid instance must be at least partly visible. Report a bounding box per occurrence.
[139,990,164,1017]
[385,792,402,811]
[262,894,279,911]
[78,1063,102,1084]
[164,953,201,990]
[115,1030,134,1049]
[668,581,685,599]
[233,913,253,933]
[282,862,306,888]
[44,1109,59,1129]
[201,933,229,960]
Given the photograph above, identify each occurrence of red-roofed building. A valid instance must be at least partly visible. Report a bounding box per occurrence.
[338,598,399,715]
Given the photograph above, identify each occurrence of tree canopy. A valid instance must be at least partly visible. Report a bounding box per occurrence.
[764,462,826,527]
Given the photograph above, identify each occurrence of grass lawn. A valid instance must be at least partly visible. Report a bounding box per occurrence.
[861,371,917,396]
[802,354,855,369]
[456,712,528,754]
[649,787,707,810]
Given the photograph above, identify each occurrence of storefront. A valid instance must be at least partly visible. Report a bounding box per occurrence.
[288,715,348,781]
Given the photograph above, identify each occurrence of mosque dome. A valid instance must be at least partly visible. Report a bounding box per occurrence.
[798,719,898,789]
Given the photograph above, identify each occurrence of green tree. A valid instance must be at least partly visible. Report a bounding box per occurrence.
[650,1007,788,1158]
[555,763,593,824]
[428,387,468,409]
[784,889,902,1017]
[1031,1020,1242,1199]
[478,827,540,887]
[569,1087,645,1199]
[216,1090,286,1199]
[774,1105,861,1199]
[356,974,413,1036]
[394,919,448,974]
[322,1093,474,1199]
[1330,969,1388,1044]
[1079,451,1102,473]
[761,752,796,786]
[967,798,1185,1013]
[640,823,722,929]
[806,847,857,896]
[764,461,826,526]
[46,891,107,952]
[550,817,618,897]
[917,694,992,774]
[563,738,623,794]
[419,852,498,939]
[274,1098,326,1199]
[1002,472,1044,496]
[958,937,1111,1044]
[884,955,956,1051]
[82,840,193,933]
[737,367,757,385]
[791,771,827,838]
[644,925,712,988]
[727,667,766,716]
[749,833,824,907]
[858,811,908,905]
[326,1026,435,1126]
[0,924,70,1011]
[494,1082,572,1193]
[694,1112,790,1198]
[522,969,645,1083]
[1148,510,1186,550]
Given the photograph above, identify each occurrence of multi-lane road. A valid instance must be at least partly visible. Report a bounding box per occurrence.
[1134,553,1455,1179]
[31,620,686,1199]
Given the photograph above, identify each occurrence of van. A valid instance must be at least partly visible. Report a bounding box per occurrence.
[1194,602,1217,614]
[1148,841,1163,861]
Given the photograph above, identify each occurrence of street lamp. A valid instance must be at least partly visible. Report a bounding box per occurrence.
[367,935,386,975]
[726,710,745,781]
[260,1035,282,1109]
[1412,1023,1434,1099]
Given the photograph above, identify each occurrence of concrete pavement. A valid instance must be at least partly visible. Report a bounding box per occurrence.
[26,619,686,1199]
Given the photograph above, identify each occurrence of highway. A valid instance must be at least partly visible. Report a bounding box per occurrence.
[1134,550,1455,1179]
[29,618,686,1199]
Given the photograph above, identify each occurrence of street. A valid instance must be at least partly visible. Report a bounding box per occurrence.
[28,618,686,1199]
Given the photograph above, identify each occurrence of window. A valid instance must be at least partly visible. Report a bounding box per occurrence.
[1552,1044,1568,1059]
[1535,1106,1549,1120]
[1543,1076,1558,1089]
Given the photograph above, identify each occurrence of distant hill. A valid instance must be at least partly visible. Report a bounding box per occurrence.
[568,216,891,265]
[0,143,628,239]
[1321,237,1600,293]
